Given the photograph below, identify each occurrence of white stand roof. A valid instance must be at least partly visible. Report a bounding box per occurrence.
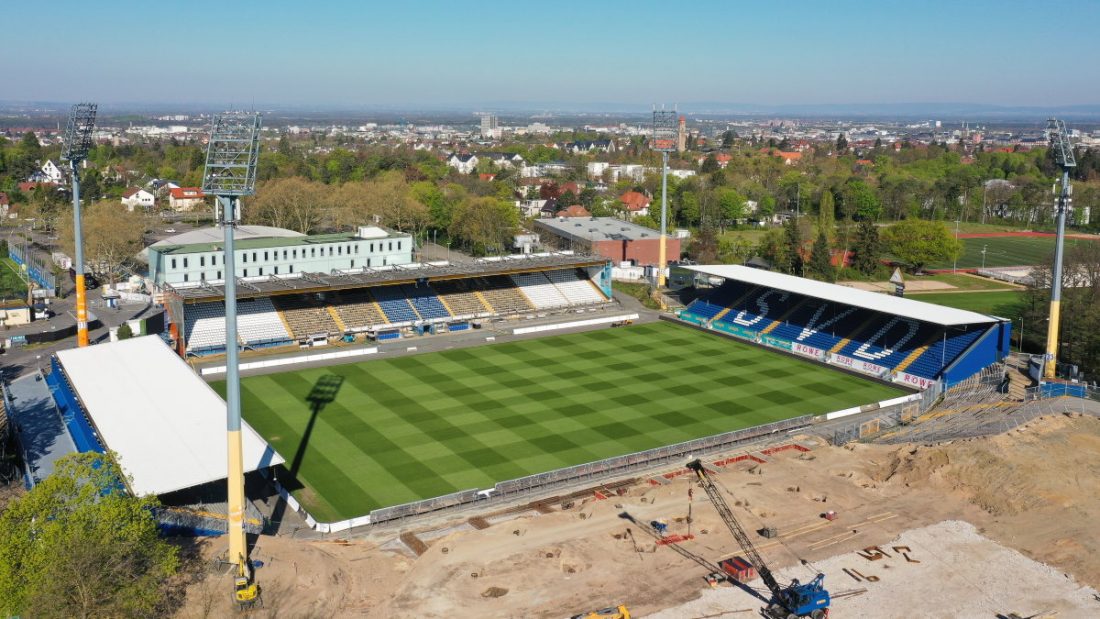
[685,265,998,327]
[55,336,284,496]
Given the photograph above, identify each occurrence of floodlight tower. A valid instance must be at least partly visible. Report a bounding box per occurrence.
[201,113,261,575]
[1043,118,1076,380]
[652,108,678,291]
[61,103,97,347]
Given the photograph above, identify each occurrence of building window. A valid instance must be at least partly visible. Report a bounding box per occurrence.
[289,265,293,273]
[200,256,205,267]
[329,247,334,256]
[217,270,222,279]
[183,257,189,268]
[211,255,217,266]
[293,249,297,259]
[252,252,257,262]
[258,267,263,276]
[282,250,287,260]
[397,241,401,250]
[350,260,354,268]
[199,272,205,281]
[242,253,247,263]
[367,258,371,267]
[338,246,342,256]
[171,258,177,269]
[274,266,279,275]
[243,269,248,277]
[388,242,392,251]
[354,244,359,254]
[183,273,188,282]
[311,248,316,257]
[383,257,387,266]
[264,251,269,261]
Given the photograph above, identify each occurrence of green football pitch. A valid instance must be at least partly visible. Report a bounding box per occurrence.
[214,322,904,521]
[927,235,1099,269]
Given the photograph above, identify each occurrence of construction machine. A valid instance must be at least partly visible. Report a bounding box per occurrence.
[687,459,830,619]
[234,554,262,610]
[570,605,630,619]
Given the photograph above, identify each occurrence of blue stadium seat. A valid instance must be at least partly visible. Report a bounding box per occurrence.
[371,285,419,323]
[906,328,986,379]
[717,287,790,330]
[839,317,937,369]
[401,284,451,320]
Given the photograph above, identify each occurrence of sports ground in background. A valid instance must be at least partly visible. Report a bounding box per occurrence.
[926,232,1100,270]
[214,322,904,522]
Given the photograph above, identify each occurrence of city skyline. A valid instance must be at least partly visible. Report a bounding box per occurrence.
[3,0,1100,109]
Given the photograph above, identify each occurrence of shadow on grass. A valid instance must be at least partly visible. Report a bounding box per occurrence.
[269,374,343,529]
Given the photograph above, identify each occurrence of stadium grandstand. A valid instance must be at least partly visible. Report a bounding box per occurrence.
[1,336,282,533]
[676,265,1012,389]
[161,251,614,356]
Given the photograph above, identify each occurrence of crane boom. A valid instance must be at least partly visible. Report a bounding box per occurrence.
[686,460,783,599]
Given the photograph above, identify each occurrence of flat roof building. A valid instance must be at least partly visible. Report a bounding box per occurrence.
[533,217,681,266]
[146,225,413,286]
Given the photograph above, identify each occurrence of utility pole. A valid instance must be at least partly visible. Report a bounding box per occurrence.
[1044,118,1075,380]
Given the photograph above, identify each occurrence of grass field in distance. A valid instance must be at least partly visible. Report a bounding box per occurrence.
[928,235,1098,269]
[215,321,905,521]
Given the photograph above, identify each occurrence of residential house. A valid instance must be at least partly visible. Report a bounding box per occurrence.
[476,152,525,169]
[40,159,66,183]
[121,187,155,211]
[168,187,206,211]
[556,205,591,218]
[0,192,11,219]
[562,139,615,154]
[446,153,478,174]
[775,151,802,165]
[619,191,651,217]
[696,153,732,169]
[516,199,547,218]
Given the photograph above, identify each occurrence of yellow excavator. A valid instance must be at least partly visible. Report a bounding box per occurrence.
[234,554,262,610]
[571,605,630,619]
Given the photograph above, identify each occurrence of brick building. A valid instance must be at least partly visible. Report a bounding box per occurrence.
[533,217,681,266]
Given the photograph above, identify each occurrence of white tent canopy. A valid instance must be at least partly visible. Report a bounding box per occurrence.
[55,336,284,496]
[685,265,998,327]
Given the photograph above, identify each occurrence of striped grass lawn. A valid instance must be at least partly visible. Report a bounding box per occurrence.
[910,290,1025,316]
[927,235,1099,269]
[214,322,904,521]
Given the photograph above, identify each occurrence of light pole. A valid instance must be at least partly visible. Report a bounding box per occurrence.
[652,108,677,294]
[1044,118,1075,380]
[952,219,960,273]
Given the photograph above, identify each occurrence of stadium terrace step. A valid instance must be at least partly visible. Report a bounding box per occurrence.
[828,338,851,354]
[326,305,347,332]
[473,289,494,313]
[894,334,940,373]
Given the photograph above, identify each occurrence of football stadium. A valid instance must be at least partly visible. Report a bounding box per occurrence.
[4,253,1012,530]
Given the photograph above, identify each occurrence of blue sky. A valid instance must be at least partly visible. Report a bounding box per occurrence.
[3,0,1099,108]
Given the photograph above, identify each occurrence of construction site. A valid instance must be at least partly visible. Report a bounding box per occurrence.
[169,357,1100,619]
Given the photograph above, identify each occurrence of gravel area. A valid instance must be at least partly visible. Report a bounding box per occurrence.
[650,520,1100,619]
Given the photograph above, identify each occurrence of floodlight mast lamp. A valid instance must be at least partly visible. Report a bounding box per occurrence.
[201,113,261,567]
[1044,118,1075,380]
[652,109,678,291]
[61,103,97,348]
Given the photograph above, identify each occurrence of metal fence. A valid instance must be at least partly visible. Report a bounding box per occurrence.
[7,241,57,293]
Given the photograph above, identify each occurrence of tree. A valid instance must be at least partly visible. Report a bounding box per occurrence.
[58,200,146,283]
[700,154,720,174]
[818,189,836,237]
[836,134,848,152]
[448,196,518,255]
[882,219,962,273]
[840,178,882,221]
[851,219,882,276]
[248,177,327,233]
[117,322,134,340]
[783,216,804,275]
[0,452,180,617]
[809,229,832,280]
[721,130,736,148]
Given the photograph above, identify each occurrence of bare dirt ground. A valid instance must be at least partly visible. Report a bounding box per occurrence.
[175,413,1100,618]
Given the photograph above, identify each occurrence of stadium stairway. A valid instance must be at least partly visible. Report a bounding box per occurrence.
[371,285,421,324]
[473,289,495,313]
[326,306,348,332]
[761,297,810,335]
[893,333,941,374]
